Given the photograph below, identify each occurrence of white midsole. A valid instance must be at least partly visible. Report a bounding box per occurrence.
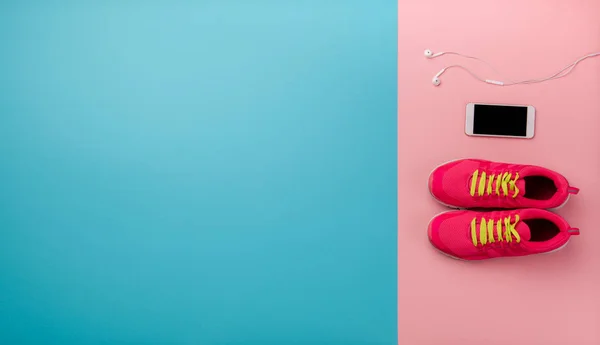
[544,239,570,254]
[427,158,464,209]
[427,210,467,261]
[548,194,570,211]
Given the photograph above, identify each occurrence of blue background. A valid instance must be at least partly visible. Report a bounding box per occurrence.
[0,1,397,344]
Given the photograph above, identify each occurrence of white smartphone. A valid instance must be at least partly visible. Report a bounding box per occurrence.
[465,103,535,139]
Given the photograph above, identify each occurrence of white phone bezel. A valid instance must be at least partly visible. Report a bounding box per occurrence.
[465,103,535,139]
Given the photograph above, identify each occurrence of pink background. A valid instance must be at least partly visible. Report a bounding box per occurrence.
[398,1,600,344]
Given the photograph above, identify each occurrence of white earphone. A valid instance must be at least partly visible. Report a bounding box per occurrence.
[425,49,600,86]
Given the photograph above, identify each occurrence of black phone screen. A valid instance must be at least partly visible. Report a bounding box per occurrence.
[473,104,528,137]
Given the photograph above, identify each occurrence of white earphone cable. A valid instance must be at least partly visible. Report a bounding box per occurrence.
[431,51,600,86]
[505,52,600,85]
[434,52,518,83]
[440,65,490,84]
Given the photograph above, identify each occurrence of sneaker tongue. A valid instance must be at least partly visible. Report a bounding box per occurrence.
[516,179,526,197]
[515,221,531,241]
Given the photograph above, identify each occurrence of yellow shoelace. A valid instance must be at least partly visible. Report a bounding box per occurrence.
[470,215,521,247]
[469,169,520,198]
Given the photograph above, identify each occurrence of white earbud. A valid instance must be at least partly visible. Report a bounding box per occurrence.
[424,49,444,59]
[431,68,445,86]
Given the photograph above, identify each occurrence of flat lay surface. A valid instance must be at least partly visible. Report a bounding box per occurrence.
[398,0,600,344]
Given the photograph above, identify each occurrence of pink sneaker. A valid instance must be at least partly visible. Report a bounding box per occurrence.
[429,159,579,209]
[427,209,579,260]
